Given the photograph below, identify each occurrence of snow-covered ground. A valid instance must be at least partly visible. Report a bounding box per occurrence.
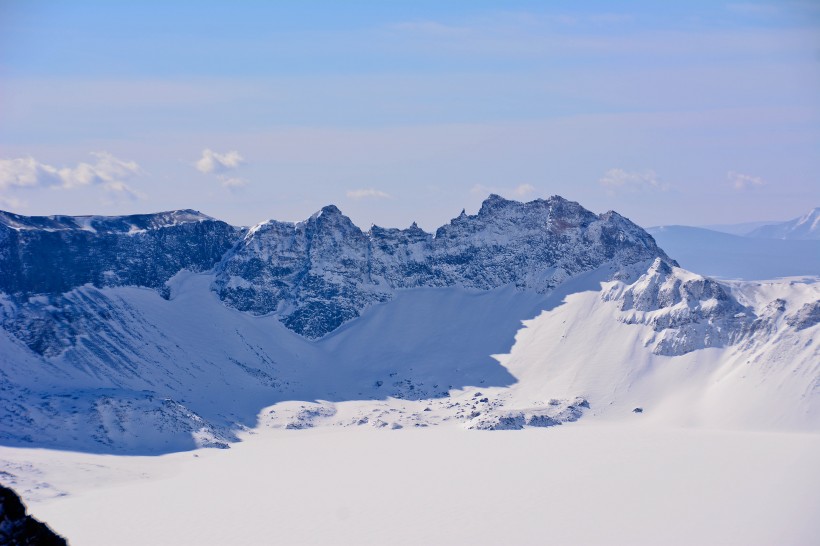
[1,260,818,544]
[2,423,818,546]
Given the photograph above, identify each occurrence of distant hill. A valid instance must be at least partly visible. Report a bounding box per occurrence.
[700,220,778,236]
[648,225,820,279]
[748,207,820,240]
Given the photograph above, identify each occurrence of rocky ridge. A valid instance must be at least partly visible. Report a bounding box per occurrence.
[1,195,813,454]
[214,194,672,338]
[0,209,240,298]
[0,484,68,545]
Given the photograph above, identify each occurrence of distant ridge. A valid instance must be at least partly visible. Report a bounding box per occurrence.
[748,207,820,240]
[647,225,820,279]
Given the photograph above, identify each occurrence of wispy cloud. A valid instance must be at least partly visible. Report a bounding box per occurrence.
[727,171,765,190]
[346,188,392,200]
[194,149,248,190]
[599,168,666,194]
[0,152,142,200]
[512,183,536,197]
[195,149,244,174]
[221,177,248,189]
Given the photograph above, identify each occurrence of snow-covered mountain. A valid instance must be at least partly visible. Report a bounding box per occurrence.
[0,196,817,453]
[700,220,780,236]
[0,209,240,298]
[215,195,669,338]
[748,207,820,240]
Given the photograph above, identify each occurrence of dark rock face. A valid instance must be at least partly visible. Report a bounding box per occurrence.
[214,205,382,338]
[0,209,241,298]
[1,195,672,342]
[215,195,672,338]
[0,485,68,545]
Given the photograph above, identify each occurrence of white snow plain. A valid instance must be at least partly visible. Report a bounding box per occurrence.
[1,265,818,545]
[2,424,818,546]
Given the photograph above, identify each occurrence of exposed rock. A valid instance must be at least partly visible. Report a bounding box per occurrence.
[603,258,754,355]
[215,195,671,338]
[466,397,588,430]
[785,301,820,331]
[0,209,240,298]
[0,484,68,545]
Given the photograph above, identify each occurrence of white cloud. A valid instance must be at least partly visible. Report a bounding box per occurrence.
[346,188,392,200]
[195,149,244,174]
[0,156,62,190]
[512,183,536,197]
[221,177,249,190]
[0,152,141,200]
[727,171,765,190]
[599,168,665,194]
[194,149,249,191]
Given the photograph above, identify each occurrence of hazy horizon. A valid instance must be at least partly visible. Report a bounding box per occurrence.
[1,1,818,231]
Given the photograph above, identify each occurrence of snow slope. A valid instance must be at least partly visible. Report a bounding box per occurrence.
[0,201,817,544]
[2,258,817,455]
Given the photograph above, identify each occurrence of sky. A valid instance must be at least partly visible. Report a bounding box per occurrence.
[0,0,818,230]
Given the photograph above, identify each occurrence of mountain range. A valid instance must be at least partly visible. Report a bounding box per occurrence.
[0,195,817,453]
[648,206,820,280]
[702,207,820,240]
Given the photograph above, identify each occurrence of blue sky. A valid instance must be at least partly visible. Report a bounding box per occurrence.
[1,1,818,229]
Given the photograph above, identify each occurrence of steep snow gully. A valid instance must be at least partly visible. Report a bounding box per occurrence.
[0,195,817,454]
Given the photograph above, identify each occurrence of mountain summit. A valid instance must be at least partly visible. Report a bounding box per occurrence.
[2,195,671,338]
[748,206,820,240]
[215,194,671,337]
[1,195,815,454]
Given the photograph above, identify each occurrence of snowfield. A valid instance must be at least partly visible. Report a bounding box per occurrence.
[2,424,818,546]
[0,266,817,545]
[1,199,818,545]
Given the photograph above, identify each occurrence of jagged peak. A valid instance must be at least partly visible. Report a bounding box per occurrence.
[368,222,432,239]
[797,206,820,223]
[484,193,509,204]
[319,204,343,216]
[648,257,674,275]
[600,210,623,220]
[477,194,513,215]
[299,204,351,226]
